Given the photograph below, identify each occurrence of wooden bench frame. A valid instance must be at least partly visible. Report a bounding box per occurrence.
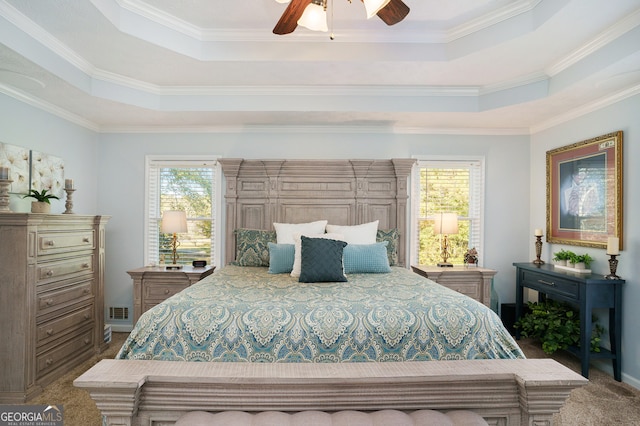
[74,358,586,426]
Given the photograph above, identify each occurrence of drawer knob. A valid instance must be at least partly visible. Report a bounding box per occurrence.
[84,313,90,319]
[83,288,90,294]
[84,338,90,345]
[164,289,170,295]
[46,299,54,306]
[82,263,90,268]
[45,358,53,366]
[46,329,54,336]
[46,270,54,277]
[538,279,556,287]
[45,240,55,246]
[83,237,90,243]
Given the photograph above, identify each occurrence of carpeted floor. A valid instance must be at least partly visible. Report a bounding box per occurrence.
[31,333,640,425]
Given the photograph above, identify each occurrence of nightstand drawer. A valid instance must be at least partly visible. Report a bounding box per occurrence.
[144,283,189,301]
[521,269,579,300]
[441,282,480,300]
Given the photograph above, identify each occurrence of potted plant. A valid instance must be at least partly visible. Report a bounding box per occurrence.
[574,253,594,269]
[464,247,478,266]
[23,189,59,213]
[515,299,604,355]
[552,249,572,266]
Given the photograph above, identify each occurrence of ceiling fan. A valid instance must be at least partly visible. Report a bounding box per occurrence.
[273,0,410,35]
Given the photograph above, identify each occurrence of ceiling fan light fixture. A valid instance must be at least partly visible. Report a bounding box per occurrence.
[297,1,328,32]
[363,0,391,19]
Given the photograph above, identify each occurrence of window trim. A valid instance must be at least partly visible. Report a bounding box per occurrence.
[410,155,486,266]
[144,155,222,267]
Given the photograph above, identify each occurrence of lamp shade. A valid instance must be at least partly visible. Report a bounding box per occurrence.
[363,0,391,19]
[297,2,328,32]
[161,210,187,234]
[434,213,458,235]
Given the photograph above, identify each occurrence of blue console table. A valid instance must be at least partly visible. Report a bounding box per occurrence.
[513,262,624,381]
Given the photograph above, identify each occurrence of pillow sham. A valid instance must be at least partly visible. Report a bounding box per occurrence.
[274,220,328,244]
[291,232,345,277]
[299,236,348,283]
[267,243,295,274]
[325,220,379,244]
[376,228,399,266]
[231,229,276,267]
[343,241,391,274]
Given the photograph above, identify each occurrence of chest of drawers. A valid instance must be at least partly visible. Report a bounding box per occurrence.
[0,214,109,403]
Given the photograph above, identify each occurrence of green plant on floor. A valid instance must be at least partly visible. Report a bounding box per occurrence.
[514,299,604,355]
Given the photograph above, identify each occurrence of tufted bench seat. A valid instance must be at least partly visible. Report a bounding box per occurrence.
[175,409,489,426]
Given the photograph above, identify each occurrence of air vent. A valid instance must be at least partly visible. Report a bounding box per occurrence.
[109,307,129,320]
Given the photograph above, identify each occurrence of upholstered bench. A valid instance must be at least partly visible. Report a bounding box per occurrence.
[175,409,489,426]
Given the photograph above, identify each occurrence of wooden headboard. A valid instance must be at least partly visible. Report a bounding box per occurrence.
[219,158,416,266]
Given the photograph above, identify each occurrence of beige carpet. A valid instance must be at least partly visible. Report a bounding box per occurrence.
[31,333,640,425]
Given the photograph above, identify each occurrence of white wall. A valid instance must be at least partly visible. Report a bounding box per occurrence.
[530,93,640,387]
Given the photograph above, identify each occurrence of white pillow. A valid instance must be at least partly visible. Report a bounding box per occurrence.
[325,220,379,244]
[274,220,328,244]
[290,232,344,277]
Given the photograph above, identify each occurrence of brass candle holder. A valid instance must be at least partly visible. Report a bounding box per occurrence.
[533,235,545,265]
[605,254,621,280]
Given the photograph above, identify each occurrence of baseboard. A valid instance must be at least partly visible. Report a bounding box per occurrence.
[108,323,133,333]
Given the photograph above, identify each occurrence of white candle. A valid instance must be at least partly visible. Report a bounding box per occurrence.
[607,236,619,255]
[534,228,543,236]
[65,178,74,189]
[0,166,9,180]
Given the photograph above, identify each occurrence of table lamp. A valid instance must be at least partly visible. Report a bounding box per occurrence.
[161,210,187,270]
[435,212,458,267]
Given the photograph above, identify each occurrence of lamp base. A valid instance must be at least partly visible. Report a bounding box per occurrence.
[437,262,453,267]
[165,264,183,270]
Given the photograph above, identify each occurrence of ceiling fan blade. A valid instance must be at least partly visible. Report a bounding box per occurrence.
[273,0,314,35]
[376,0,410,26]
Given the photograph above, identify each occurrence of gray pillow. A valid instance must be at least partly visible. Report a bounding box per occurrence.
[299,236,347,283]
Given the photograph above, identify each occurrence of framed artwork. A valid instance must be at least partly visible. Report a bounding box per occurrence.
[546,131,623,249]
[30,150,65,197]
[0,142,31,194]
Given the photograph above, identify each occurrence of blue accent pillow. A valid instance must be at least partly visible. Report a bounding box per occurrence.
[343,241,391,274]
[299,236,348,283]
[268,243,295,274]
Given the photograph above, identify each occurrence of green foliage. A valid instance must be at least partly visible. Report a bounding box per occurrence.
[552,249,572,261]
[575,253,594,267]
[22,189,60,204]
[515,299,604,355]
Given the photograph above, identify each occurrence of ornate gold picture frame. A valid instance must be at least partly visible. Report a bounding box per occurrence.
[546,131,623,249]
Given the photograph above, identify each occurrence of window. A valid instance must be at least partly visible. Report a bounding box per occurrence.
[145,156,220,266]
[412,158,484,265]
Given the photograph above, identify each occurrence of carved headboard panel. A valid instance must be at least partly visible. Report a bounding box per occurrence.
[219,159,416,266]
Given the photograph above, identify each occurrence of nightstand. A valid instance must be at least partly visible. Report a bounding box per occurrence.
[411,265,497,307]
[127,265,215,324]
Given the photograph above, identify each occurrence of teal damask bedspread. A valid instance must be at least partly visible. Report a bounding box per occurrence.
[117,266,524,362]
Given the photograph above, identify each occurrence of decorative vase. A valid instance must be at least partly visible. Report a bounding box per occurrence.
[31,201,51,214]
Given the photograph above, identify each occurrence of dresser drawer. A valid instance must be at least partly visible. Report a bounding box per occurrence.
[37,255,94,283]
[36,304,94,346]
[521,269,579,300]
[144,283,189,301]
[37,279,93,314]
[38,230,94,256]
[36,327,94,379]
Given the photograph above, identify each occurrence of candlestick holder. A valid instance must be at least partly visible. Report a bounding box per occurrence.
[63,188,75,214]
[533,235,545,265]
[605,254,621,280]
[0,179,12,212]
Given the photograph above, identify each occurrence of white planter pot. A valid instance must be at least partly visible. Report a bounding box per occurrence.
[553,259,567,266]
[573,262,586,270]
[31,201,51,213]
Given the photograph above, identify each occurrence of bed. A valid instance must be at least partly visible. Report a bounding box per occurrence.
[75,159,587,425]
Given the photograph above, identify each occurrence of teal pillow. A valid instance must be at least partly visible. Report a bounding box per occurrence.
[299,236,348,283]
[268,243,295,274]
[343,241,391,274]
[231,229,276,267]
[376,228,399,266]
